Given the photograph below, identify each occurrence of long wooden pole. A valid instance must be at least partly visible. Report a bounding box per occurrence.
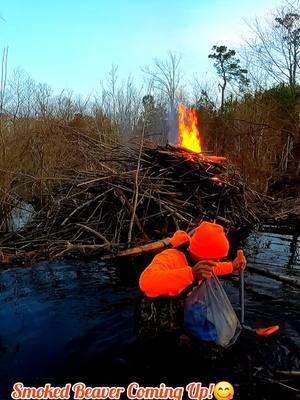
[101,238,171,260]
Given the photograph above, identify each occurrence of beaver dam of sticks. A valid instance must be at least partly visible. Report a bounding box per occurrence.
[0,143,269,264]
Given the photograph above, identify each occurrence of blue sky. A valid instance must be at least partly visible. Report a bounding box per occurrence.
[0,0,280,96]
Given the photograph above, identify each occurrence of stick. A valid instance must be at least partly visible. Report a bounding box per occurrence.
[52,243,110,258]
[101,238,171,260]
[213,184,225,223]
[276,370,300,377]
[128,122,145,244]
[76,223,110,245]
[262,377,300,393]
[116,189,149,240]
[239,270,245,324]
[101,225,198,261]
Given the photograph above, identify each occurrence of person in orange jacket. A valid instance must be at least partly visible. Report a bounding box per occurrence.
[140,221,246,297]
[137,221,246,338]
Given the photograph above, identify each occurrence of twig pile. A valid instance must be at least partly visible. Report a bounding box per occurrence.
[0,143,266,262]
[270,197,300,224]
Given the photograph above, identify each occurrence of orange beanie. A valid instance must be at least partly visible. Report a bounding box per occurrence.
[189,221,229,259]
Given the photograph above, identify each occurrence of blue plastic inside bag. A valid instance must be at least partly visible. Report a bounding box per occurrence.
[184,303,218,341]
[184,276,241,347]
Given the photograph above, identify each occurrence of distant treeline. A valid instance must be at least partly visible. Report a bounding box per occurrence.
[0,0,300,220]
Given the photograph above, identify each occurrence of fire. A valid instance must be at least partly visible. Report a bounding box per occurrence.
[178,104,202,154]
[177,104,226,164]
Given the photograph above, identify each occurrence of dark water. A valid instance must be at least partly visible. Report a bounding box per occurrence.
[0,230,299,399]
[244,230,300,343]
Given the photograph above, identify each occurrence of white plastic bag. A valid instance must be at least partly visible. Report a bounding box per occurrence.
[184,275,241,347]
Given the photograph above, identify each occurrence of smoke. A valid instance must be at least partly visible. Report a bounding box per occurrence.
[167,106,178,144]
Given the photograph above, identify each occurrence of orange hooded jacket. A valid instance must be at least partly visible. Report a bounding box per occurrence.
[139,225,233,298]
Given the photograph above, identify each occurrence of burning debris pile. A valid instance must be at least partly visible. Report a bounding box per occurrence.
[0,104,271,264]
[0,140,266,264]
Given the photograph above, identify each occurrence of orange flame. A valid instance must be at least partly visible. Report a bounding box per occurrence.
[178,104,202,154]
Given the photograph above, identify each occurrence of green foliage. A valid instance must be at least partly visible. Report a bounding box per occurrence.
[208,46,249,86]
[208,45,250,108]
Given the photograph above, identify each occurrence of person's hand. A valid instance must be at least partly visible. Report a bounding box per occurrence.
[232,249,247,272]
[192,260,217,280]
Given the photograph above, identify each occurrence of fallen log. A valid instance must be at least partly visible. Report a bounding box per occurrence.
[276,370,300,377]
[101,226,199,261]
[247,265,300,288]
[101,237,171,260]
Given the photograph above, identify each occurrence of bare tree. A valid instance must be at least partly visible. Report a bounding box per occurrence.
[97,66,142,138]
[0,47,8,114]
[34,83,53,120]
[54,90,76,123]
[241,1,300,177]
[240,47,270,92]
[191,74,218,109]
[244,0,300,98]
[5,69,38,120]
[0,47,8,163]
[101,64,118,123]
[142,51,183,111]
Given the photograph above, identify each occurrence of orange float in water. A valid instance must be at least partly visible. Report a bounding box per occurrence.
[256,325,280,336]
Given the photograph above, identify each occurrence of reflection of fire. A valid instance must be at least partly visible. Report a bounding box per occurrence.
[178,104,202,154]
[177,104,226,164]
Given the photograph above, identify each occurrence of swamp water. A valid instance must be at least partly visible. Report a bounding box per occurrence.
[0,229,299,399]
